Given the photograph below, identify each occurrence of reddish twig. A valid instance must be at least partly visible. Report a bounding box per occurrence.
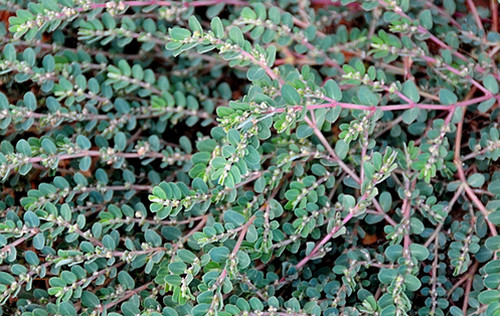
[269,94,498,114]
[0,230,38,254]
[402,179,412,253]
[467,0,485,33]
[492,0,499,32]
[98,282,154,313]
[462,261,479,314]
[453,92,498,237]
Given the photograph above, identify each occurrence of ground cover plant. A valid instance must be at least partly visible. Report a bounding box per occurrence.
[0,0,500,315]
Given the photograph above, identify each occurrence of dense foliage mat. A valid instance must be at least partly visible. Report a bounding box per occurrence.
[1,0,500,315]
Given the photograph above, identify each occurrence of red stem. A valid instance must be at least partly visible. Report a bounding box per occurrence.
[269,94,497,114]
[294,213,353,270]
[466,0,485,32]
[90,0,246,10]
[492,0,499,32]
[216,216,256,286]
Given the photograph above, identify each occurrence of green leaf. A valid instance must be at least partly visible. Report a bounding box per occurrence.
[224,210,245,226]
[25,250,39,265]
[3,44,16,61]
[188,16,203,34]
[122,302,141,316]
[118,271,135,289]
[478,98,496,113]
[114,132,126,151]
[489,211,500,225]
[0,93,8,109]
[402,81,420,103]
[378,269,397,284]
[16,139,31,156]
[410,244,429,261]
[249,297,264,311]
[102,235,116,250]
[145,229,162,246]
[163,307,178,316]
[324,79,342,101]
[404,274,421,291]
[229,27,244,46]
[23,92,37,110]
[237,251,251,269]
[478,290,500,305]
[268,7,281,24]
[296,125,313,139]
[419,10,433,29]
[402,107,420,124]
[153,186,167,199]
[169,27,191,41]
[177,249,196,263]
[79,156,91,172]
[485,236,500,251]
[247,66,265,81]
[335,140,349,160]
[0,272,15,285]
[24,211,40,227]
[484,74,499,94]
[211,17,224,38]
[168,261,187,274]
[61,271,77,284]
[379,191,392,212]
[59,302,77,316]
[444,0,456,14]
[209,246,230,263]
[467,173,485,188]
[23,48,35,67]
[439,88,457,105]
[33,233,45,250]
[385,245,402,262]
[281,84,301,105]
[357,86,379,106]
[41,139,57,155]
[76,135,91,150]
[81,291,100,308]
[241,7,257,20]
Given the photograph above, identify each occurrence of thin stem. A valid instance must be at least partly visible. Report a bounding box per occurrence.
[98,282,154,313]
[304,116,360,182]
[492,0,499,32]
[90,0,246,10]
[424,185,464,248]
[402,180,412,253]
[238,50,283,85]
[294,213,354,271]
[467,0,485,33]
[105,215,206,227]
[379,0,500,81]
[462,261,479,314]
[430,245,439,315]
[269,94,497,114]
[211,215,256,291]
[12,150,187,169]
[1,230,38,254]
[454,102,498,237]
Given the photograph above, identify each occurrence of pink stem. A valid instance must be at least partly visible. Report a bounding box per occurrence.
[294,213,354,270]
[379,0,500,82]
[89,0,246,10]
[466,0,485,32]
[239,50,283,84]
[1,230,38,254]
[402,181,411,252]
[269,94,496,114]
[216,216,256,286]
[20,150,168,165]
